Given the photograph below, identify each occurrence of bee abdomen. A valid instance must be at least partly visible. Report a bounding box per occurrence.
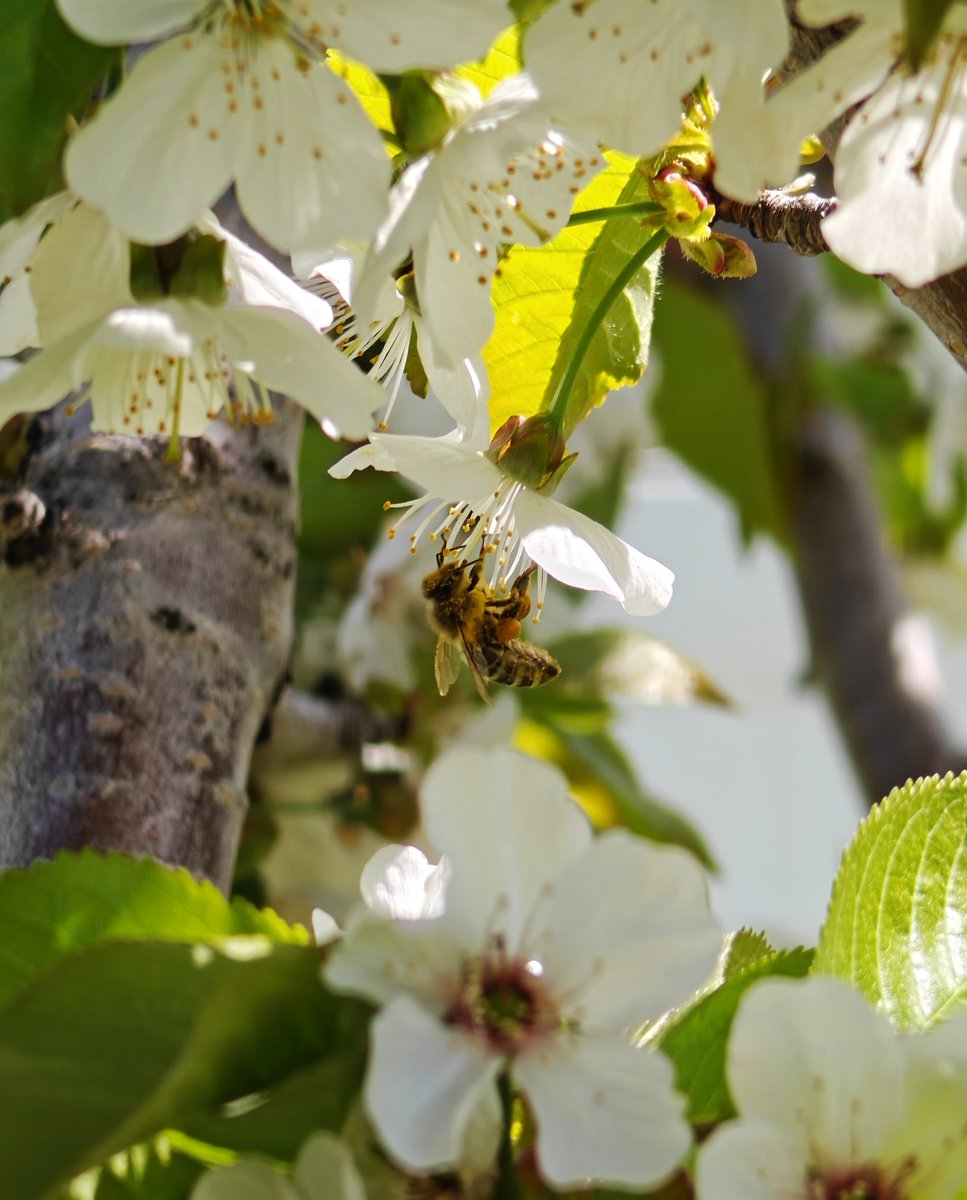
[477,641,561,688]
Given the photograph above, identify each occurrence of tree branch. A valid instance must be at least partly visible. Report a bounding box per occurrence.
[714,190,835,256]
[0,402,302,890]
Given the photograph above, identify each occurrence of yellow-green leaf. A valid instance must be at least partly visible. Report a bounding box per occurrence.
[485,152,660,432]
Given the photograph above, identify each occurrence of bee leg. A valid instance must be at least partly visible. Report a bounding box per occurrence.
[495,617,522,644]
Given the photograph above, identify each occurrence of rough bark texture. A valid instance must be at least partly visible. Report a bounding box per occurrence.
[0,403,301,889]
[714,190,835,256]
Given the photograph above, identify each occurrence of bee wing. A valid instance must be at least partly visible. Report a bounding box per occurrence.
[434,636,463,697]
[459,632,493,705]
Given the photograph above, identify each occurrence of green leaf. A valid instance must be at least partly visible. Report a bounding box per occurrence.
[651,280,784,545]
[814,771,967,1030]
[716,929,777,982]
[658,947,812,1124]
[75,1142,205,1200]
[0,850,306,1008]
[0,940,369,1199]
[485,154,658,432]
[904,0,959,69]
[545,628,733,708]
[0,1,119,222]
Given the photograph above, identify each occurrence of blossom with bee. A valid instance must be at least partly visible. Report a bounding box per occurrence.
[331,431,674,616]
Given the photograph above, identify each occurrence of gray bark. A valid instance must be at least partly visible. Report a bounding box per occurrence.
[0,402,301,890]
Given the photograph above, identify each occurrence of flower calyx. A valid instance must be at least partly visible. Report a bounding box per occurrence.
[129,232,228,307]
[485,413,577,492]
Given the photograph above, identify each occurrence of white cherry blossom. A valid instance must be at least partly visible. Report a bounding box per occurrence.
[191,1131,365,1200]
[326,745,721,1189]
[58,0,392,253]
[294,247,490,444]
[0,205,383,439]
[354,73,603,369]
[330,431,674,615]
[525,0,788,199]
[695,976,967,1200]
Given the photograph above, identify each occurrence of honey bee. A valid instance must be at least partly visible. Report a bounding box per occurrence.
[422,550,561,701]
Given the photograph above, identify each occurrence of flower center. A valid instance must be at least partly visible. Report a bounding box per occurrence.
[444,938,560,1056]
[808,1158,917,1200]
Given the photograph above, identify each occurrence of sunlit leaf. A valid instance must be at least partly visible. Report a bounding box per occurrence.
[0,850,306,1009]
[485,153,658,432]
[903,0,958,69]
[814,771,967,1030]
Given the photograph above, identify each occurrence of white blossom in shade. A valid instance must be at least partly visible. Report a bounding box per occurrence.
[0,191,75,355]
[191,1131,365,1200]
[330,431,674,615]
[354,73,603,370]
[695,976,967,1200]
[0,206,384,439]
[525,0,788,195]
[294,247,491,445]
[58,0,391,254]
[326,745,721,1189]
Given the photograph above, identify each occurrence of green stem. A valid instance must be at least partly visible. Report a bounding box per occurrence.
[546,227,669,435]
[495,1073,523,1200]
[566,200,663,227]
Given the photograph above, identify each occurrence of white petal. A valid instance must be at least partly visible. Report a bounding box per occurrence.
[29,202,131,344]
[823,53,967,287]
[294,1132,366,1200]
[215,305,383,438]
[328,439,402,479]
[365,994,502,1173]
[727,977,906,1163]
[65,36,234,243]
[0,190,73,281]
[311,909,340,945]
[0,324,95,423]
[190,1160,293,1200]
[417,321,490,444]
[534,830,720,1031]
[514,1033,691,1190]
[56,0,206,43]
[234,43,390,255]
[212,219,334,328]
[367,432,502,501]
[420,746,591,951]
[0,274,39,356]
[325,909,463,1010]
[695,1117,810,1200]
[317,0,509,73]
[515,490,674,614]
[359,844,449,920]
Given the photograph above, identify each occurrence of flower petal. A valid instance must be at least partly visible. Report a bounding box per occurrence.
[56,0,206,43]
[534,830,720,1030]
[234,43,390,255]
[0,274,39,356]
[514,1033,691,1190]
[66,36,234,243]
[317,0,509,73]
[822,46,967,287]
[359,844,450,920]
[365,993,502,1173]
[515,490,674,614]
[695,1116,810,1200]
[420,746,591,951]
[727,977,906,1164]
[294,1132,367,1200]
[0,323,94,423]
[215,305,383,438]
[366,431,503,501]
[190,1159,293,1200]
